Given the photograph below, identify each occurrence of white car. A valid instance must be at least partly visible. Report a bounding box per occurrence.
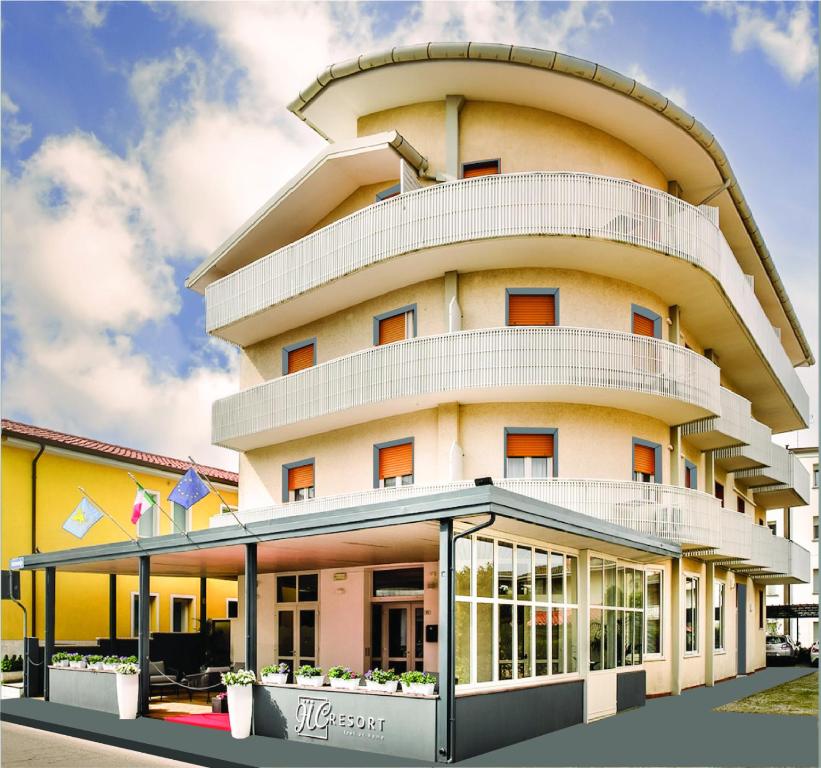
[766,634,797,664]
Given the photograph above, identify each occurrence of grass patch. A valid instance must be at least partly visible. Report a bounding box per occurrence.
[715,672,818,716]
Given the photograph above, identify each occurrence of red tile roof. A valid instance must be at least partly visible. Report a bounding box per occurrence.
[1,419,238,485]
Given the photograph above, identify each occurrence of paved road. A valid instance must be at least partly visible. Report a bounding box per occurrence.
[1,721,199,768]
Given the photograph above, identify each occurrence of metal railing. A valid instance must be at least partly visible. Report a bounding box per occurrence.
[204,172,806,418]
[213,327,720,448]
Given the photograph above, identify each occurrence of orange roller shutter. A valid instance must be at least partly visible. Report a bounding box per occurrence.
[379,442,413,479]
[287,343,314,374]
[288,464,314,491]
[508,294,555,326]
[632,312,656,337]
[378,313,407,345]
[633,444,656,475]
[463,160,500,178]
[507,433,553,458]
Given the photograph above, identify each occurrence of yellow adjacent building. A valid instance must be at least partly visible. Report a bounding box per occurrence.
[1,420,238,654]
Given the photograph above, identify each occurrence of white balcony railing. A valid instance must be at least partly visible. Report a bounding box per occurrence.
[213,327,720,449]
[680,386,752,450]
[205,172,807,419]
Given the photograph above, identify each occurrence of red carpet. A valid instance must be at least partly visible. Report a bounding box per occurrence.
[163,712,231,731]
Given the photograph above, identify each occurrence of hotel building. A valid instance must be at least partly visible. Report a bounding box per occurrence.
[15,45,813,761]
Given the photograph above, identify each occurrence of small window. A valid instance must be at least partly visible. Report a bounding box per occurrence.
[633,440,659,483]
[277,574,319,603]
[684,460,697,490]
[283,340,316,375]
[226,598,238,619]
[506,290,558,326]
[462,159,500,178]
[373,568,423,597]
[375,183,400,202]
[685,576,699,653]
[282,460,315,503]
[505,430,556,478]
[374,306,416,346]
[758,589,764,629]
[813,464,819,488]
[715,482,725,504]
[813,569,819,595]
[375,440,413,488]
[714,581,725,651]
[631,305,661,339]
[645,570,663,655]
[813,516,818,541]
[736,496,745,514]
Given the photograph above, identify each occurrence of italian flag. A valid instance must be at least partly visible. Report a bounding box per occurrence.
[131,483,157,524]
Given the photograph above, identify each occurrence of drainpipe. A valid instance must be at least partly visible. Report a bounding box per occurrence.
[30,443,45,636]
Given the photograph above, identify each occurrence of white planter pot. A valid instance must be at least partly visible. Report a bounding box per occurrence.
[296,675,325,687]
[70,661,87,669]
[329,677,361,690]
[261,673,288,685]
[1,671,23,683]
[401,682,436,696]
[116,673,139,719]
[226,684,253,739]
[103,663,118,672]
[92,662,104,671]
[365,680,398,693]
[59,660,70,668]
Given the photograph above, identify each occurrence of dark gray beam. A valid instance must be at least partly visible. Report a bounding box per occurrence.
[245,543,257,673]
[109,574,117,643]
[138,556,150,715]
[43,566,55,701]
[436,518,453,763]
[199,577,207,636]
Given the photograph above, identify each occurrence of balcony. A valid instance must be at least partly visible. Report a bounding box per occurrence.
[680,387,751,450]
[745,453,811,509]
[212,327,720,450]
[713,418,773,471]
[208,479,807,582]
[204,172,808,431]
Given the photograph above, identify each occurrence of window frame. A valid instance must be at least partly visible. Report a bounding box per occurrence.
[281,338,317,376]
[813,516,818,542]
[169,500,191,535]
[170,593,196,633]
[505,288,560,326]
[684,460,697,490]
[713,580,725,652]
[503,427,558,479]
[632,437,662,484]
[373,304,417,346]
[644,568,664,659]
[281,457,315,504]
[130,591,160,637]
[630,304,662,339]
[373,437,414,489]
[136,490,160,538]
[461,158,501,178]
[684,575,700,655]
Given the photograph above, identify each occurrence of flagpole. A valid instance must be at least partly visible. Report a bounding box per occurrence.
[126,472,202,549]
[78,487,145,549]
[187,456,262,542]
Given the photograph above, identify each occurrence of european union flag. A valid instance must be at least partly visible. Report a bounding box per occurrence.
[168,467,210,510]
[63,498,104,539]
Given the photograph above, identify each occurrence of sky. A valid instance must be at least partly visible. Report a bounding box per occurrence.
[1,0,818,470]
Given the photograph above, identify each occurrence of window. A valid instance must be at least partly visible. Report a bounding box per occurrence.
[281,459,315,503]
[505,289,558,326]
[374,439,413,488]
[275,573,318,673]
[461,159,500,178]
[685,576,699,654]
[684,461,697,490]
[375,183,400,201]
[813,516,818,541]
[130,593,159,636]
[455,534,578,686]
[505,429,557,479]
[590,558,645,670]
[814,463,819,488]
[171,501,188,534]
[373,568,423,597]
[631,305,661,339]
[714,581,725,651]
[136,491,159,538]
[632,439,660,483]
[813,569,819,595]
[226,598,238,619]
[171,596,195,633]
[282,339,316,375]
[714,482,724,504]
[374,305,416,346]
[645,570,663,655]
[736,496,745,514]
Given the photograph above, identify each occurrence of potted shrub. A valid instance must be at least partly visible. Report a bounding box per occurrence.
[364,668,398,693]
[68,653,87,669]
[211,691,228,714]
[102,655,120,671]
[115,662,140,719]
[260,662,289,685]
[1,655,23,684]
[120,655,138,664]
[51,652,70,668]
[87,654,104,671]
[399,670,436,696]
[295,665,324,687]
[328,666,361,690]
[221,669,256,739]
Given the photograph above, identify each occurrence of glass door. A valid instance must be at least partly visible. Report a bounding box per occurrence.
[376,602,424,672]
[276,607,317,675]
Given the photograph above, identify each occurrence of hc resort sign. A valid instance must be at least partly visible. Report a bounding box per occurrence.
[295,696,386,742]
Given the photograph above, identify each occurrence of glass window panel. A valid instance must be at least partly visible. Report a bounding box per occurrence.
[617,566,625,608]
[604,560,617,607]
[476,537,494,598]
[685,577,698,653]
[388,607,407,658]
[633,612,643,664]
[516,547,532,599]
[477,604,493,683]
[455,538,472,596]
[498,604,513,680]
[566,608,578,673]
[646,571,661,654]
[604,609,617,669]
[566,556,577,604]
[535,549,549,602]
[298,574,318,602]
[714,582,724,650]
[415,607,424,662]
[551,608,564,674]
[590,608,603,671]
[455,602,471,685]
[371,604,382,663]
[634,570,644,609]
[172,502,187,534]
[506,457,525,479]
[531,457,549,478]
[299,610,315,658]
[590,558,604,606]
[373,568,424,597]
[517,605,532,678]
[536,609,549,676]
[551,553,564,604]
[498,542,513,600]
[278,611,294,657]
[616,610,625,667]
[277,575,297,603]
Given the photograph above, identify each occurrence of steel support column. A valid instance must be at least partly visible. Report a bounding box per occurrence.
[671,557,682,695]
[199,577,207,636]
[245,543,257,673]
[138,555,150,715]
[109,574,117,644]
[436,518,454,762]
[705,562,715,686]
[44,566,55,701]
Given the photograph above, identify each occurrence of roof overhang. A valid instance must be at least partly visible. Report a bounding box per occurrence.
[187,131,427,293]
[288,43,812,367]
[10,486,678,577]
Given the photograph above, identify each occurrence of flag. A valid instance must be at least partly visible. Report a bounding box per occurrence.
[168,467,209,510]
[63,498,104,539]
[131,482,158,524]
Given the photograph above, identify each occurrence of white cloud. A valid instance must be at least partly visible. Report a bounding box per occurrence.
[625,64,688,109]
[2,92,32,150]
[704,1,818,84]
[68,1,108,29]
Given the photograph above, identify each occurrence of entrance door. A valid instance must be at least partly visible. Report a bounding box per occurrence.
[374,602,424,672]
[276,607,317,674]
[736,583,747,675]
